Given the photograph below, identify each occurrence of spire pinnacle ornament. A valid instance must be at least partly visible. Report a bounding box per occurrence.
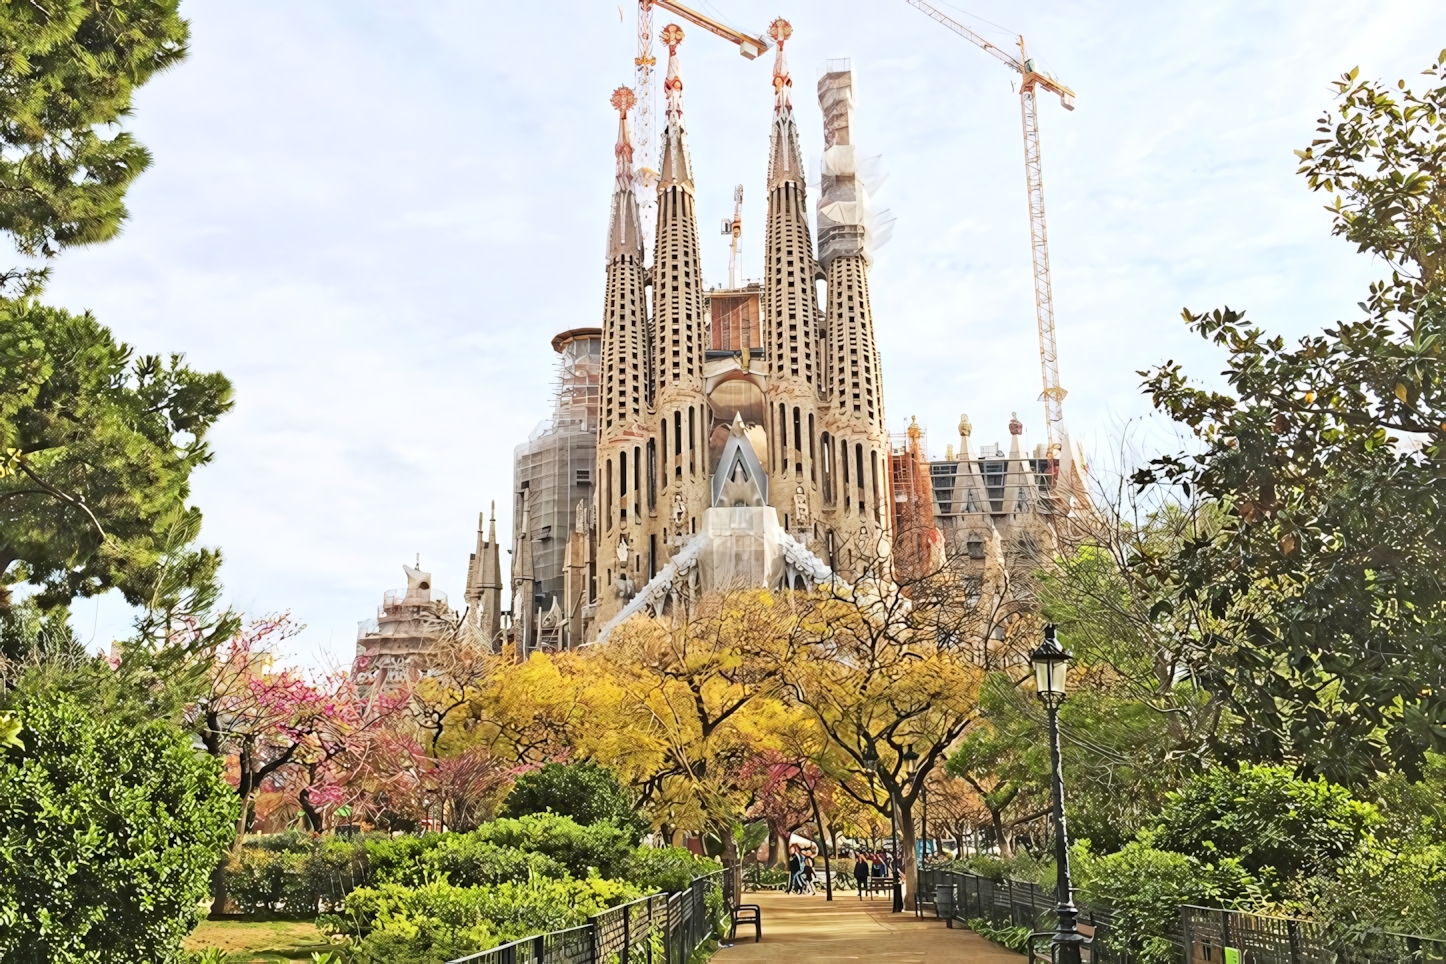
[769,18,793,111]
[661,23,685,123]
[610,86,636,189]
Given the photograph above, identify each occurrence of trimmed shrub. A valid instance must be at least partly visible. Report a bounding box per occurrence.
[325,876,644,963]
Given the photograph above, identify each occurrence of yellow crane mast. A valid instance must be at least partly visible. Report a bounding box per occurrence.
[903,0,1076,461]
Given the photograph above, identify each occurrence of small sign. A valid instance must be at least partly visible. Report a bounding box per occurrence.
[1223,948,1241,964]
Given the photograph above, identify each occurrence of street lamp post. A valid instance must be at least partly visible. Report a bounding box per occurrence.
[1031,624,1087,964]
[861,745,905,913]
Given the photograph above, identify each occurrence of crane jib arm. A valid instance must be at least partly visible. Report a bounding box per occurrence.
[649,0,770,58]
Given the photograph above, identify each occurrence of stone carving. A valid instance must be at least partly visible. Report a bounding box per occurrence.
[793,485,810,529]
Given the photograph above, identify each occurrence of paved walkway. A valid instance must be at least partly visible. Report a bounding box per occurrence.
[714,891,1023,963]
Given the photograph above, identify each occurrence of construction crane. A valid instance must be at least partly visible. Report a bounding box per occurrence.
[633,0,769,255]
[721,184,743,288]
[903,0,1075,460]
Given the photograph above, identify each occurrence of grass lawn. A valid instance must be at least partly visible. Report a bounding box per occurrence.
[183,919,335,962]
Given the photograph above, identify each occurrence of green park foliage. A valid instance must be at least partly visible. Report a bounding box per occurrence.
[0,688,237,962]
[1136,50,1446,784]
[213,814,721,963]
[501,760,650,843]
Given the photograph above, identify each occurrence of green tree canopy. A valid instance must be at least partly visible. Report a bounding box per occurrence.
[0,0,188,274]
[1137,52,1446,783]
[0,686,236,962]
[501,761,647,844]
[0,299,232,614]
[1152,763,1379,891]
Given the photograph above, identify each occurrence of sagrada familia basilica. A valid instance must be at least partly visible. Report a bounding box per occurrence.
[353,20,1085,687]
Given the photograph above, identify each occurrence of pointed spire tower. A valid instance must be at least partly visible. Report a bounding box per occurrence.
[762,19,827,546]
[647,23,709,573]
[596,86,653,631]
[816,59,891,566]
[464,502,503,647]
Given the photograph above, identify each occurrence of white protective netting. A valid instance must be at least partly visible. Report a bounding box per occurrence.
[816,62,895,266]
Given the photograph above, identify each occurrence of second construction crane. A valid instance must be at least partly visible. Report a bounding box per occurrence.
[904,0,1075,463]
[632,0,769,255]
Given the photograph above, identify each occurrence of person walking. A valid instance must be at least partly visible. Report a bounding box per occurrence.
[802,852,817,895]
[787,845,803,894]
[853,851,870,899]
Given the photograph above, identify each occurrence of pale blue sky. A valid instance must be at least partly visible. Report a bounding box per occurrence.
[45,1,1446,666]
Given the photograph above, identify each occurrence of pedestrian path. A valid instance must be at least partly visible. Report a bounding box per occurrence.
[714,891,1023,963]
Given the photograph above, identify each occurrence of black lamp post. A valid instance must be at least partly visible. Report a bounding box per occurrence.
[1031,624,1086,964]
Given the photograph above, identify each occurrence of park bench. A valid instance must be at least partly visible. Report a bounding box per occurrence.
[863,875,900,899]
[729,903,762,942]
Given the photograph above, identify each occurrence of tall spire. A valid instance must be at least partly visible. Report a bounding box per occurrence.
[767,18,803,187]
[657,24,693,191]
[607,87,643,262]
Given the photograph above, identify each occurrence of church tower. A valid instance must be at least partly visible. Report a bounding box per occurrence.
[646,24,710,578]
[463,502,502,646]
[596,86,651,630]
[762,19,826,547]
[817,61,891,576]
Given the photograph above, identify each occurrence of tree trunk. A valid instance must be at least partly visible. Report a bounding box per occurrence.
[989,808,1013,858]
[899,798,918,909]
[767,828,781,868]
[299,785,324,833]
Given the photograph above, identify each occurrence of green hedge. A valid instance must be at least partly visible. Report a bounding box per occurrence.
[225,815,718,915]
[319,876,644,964]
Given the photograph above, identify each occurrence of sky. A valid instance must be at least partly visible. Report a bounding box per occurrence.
[41,0,1446,667]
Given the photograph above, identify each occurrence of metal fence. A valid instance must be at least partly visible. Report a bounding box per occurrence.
[1182,906,1446,964]
[447,870,728,964]
[916,868,1146,963]
[916,869,1446,964]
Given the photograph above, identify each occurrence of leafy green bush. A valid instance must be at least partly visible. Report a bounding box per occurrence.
[1074,838,1263,964]
[1320,839,1446,938]
[226,845,315,915]
[419,839,567,888]
[470,814,635,879]
[502,761,647,843]
[324,876,644,963]
[226,833,370,913]
[0,691,237,962]
[1153,763,1379,896]
[626,846,719,894]
[943,850,1055,887]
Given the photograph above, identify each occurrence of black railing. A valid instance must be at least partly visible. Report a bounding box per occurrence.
[446,870,727,964]
[917,869,1142,963]
[1182,906,1446,964]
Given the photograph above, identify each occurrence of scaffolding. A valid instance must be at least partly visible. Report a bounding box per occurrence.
[890,417,941,582]
[512,329,601,642]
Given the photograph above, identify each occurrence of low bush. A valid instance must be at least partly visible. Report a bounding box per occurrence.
[626,846,720,894]
[322,875,644,963]
[966,917,1032,952]
[1073,838,1263,964]
[469,813,635,879]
